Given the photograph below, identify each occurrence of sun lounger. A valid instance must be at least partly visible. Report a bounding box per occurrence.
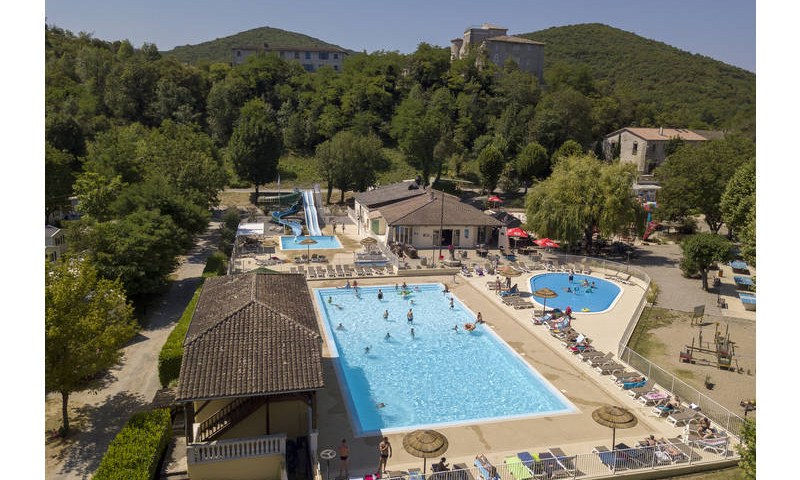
[588,352,615,367]
[593,446,638,472]
[547,448,576,476]
[515,452,535,469]
[579,349,608,362]
[604,271,620,279]
[667,408,701,427]
[408,468,424,480]
[610,370,641,383]
[536,452,569,478]
[452,463,476,480]
[504,456,534,480]
[595,361,626,375]
[625,380,655,399]
[637,390,670,405]
[666,438,694,462]
[618,378,648,390]
[474,455,500,480]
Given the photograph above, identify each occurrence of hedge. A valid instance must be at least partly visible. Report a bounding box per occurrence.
[157,284,203,387]
[94,408,172,480]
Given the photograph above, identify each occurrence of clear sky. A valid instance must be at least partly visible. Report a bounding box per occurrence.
[45,0,756,72]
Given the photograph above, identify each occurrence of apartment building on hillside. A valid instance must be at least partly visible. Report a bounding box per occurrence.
[602,127,726,174]
[451,23,544,82]
[232,44,348,72]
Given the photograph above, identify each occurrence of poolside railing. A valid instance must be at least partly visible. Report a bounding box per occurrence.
[617,345,747,439]
[381,438,735,480]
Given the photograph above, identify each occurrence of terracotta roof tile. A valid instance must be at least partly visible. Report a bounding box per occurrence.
[354,181,427,208]
[378,190,503,227]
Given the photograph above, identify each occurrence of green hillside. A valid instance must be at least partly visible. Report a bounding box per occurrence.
[165,26,350,64]
[520,23,755,135]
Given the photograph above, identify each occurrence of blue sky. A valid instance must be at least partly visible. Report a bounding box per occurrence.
[45,0,756,72]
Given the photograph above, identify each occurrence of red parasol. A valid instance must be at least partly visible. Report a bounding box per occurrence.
[487,195,503,203]
[506,227,529,238]
[534,238,560,248]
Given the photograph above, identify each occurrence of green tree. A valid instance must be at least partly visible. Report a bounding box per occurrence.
[656,137,755,232]
[498,162,521,195]
[206,76,251,145]
[316,131,388,203]
[406,42,451,90]
[478,145,505,193]
[529,87,593,154]
[551,139,585,166]
[73,172,124,221]
[390,86,446,185]
[515,142,550,192]
[45,143,76,218]
[46,256,137,435]
[720,159,756,237]
[525,155,639,252]
[228,98,283,195]
[738,208,756,267]
[679,233,733,290]
[736,415,756,479]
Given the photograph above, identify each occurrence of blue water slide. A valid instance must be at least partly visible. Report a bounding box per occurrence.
[302,190,322,236]
[271,201,303,236]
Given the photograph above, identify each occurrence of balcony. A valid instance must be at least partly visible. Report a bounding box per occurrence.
[187,433,286,465]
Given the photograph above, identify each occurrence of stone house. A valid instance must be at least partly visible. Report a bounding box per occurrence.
[602,127,725,174]
[232,44,347,72]
[451,23,544,82]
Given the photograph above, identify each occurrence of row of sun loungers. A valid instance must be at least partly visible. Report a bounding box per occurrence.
[603,270,635,285]
[593,438,693,472]
[289,264,394,279]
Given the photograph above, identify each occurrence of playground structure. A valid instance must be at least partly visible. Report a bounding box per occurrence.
[679,322,738,371]
[268,187,324,237]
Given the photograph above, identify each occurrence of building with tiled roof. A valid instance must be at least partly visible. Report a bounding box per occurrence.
[450,23,544,81]
[354,186,502,250]
[232,43,347,72]
[602,127,726,174]
[176,273,323,480]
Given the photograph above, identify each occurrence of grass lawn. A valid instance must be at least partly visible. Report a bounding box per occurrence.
[627,306,677,357]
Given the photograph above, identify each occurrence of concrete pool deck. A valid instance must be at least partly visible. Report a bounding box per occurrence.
[308,270,732,477]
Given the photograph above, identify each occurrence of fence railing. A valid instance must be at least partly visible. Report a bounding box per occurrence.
[187,433,286,465]
[380,440,735,480]
[618,345,746,438]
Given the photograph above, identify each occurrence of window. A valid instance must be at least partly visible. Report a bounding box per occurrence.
[302,64,314,72]
[279,51,285,58]
[333,53,339,59]
[464,228,469,239]
[305,51,312,59]
[236,50,241,57]
[294,52,300,59]
[395,226,413,244]
[319,51,329,60]
[632,142,638,155]
[333,65,339,71]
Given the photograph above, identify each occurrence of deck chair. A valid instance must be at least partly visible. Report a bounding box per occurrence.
[691,436,729,455]
[408,468,424,480]
[335,264,345,277]
[451,463,476,480]
[306,267,317,279]
[588,352,614,367]
[503,456,534,480]
[616,273,633,284]
[610,370,641,383]
[604,270,620,279]
[596,361,626,375]
[625,380,655,398]
[474,455,500,480]
[536,452,568,478]
[579,349,608,362]
[637,390,669,406]
[547,448,576,476]
[665,438,693,463]
[667,408,701,427]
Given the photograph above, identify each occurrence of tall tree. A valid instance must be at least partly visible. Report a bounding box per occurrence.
[45,143,76,219]
[228,98,283,195]
[720,159,756,238]
[551,139,585,166]
[46,256,137,435]
[656,137,755,232]
[515,141,549,193]
[679,233,733,291]
[736,418,756,480]
[477,145,505,193]
[316,131,388,203]
[525,155,639,252]
[390,86,444,185]
[529,87,593,154]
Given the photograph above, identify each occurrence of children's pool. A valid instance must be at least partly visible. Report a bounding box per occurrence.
[315,284,574,435]
[280,235,342,250]
[529,273,622,313]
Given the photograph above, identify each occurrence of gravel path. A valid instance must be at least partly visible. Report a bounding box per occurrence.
[44,222,220,479]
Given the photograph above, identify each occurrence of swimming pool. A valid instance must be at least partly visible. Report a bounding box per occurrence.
[315,284,574,435]
[529,273,622,313]
[280,235,342,250]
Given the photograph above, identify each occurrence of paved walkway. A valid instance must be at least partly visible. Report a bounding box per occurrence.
[44,222,220,479]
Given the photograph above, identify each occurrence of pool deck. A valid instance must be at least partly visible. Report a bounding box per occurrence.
[309,270,735,478]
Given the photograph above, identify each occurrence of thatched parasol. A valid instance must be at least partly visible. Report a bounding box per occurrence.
[299,237,318,260]
[532,287,558,314]
[402,430,449,474]
[360,236,378,251]
[592,405,638,449]
[497,266,522,278]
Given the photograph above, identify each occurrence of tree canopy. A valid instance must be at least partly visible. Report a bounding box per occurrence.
[679,233,733,291]
[228,98,283,193]
[525,154,639,252]
[46,256,137,434]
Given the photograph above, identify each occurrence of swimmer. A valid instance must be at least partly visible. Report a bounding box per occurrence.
[414,286,420,292]
[582,279,589,287]
[353,280,358,288]
[328,296,333,303]
[476,312,484,324]
[591,281,596,288]
[394,283,398,291]
[410,327,415,338]
[364,346,371,354]
[410,299,415,305]
[565,287,572,293]
[402,281,407,289]
[377,289,383,300]
[407,309,414,322]
[344,280,351,289]
[336,323,345,330]
[383,309,389,319]
[452,324,459,332]
[376,402,386,409]
[385,332,391,340]
[449,297,454,309]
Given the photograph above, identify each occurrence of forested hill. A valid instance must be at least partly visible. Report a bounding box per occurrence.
[165,26,350,64]
[520,23,755,136]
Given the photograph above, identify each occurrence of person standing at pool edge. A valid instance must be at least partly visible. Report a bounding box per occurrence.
[378,437,392,474]
[378,289,383,300]
[338,439,349,479]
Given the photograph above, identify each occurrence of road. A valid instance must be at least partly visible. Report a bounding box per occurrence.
[44,222,220,479]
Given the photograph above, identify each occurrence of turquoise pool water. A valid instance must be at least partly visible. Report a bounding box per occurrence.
[280,235,342,250]
[315,284,574,435]
[529,273,621,313]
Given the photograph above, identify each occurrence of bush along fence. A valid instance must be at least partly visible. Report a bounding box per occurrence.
[158,284,203,387]
[93,408,172,480]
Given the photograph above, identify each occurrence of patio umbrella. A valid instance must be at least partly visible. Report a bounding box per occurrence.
[497,266,522,278]
[403,429,449,474]
[506,227,529,250]
[487,195,503,208]
[592,405,638,450]
[534,238,560,248]
[360,236,378,252]
[532,287,558,314]
[299,237,318,260]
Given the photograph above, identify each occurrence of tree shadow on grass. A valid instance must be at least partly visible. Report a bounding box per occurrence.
[48,391,149,479]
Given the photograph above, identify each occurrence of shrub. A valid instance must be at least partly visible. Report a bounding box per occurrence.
[94,408,172,480]
[157,284,203,387]
[203,250,228,278]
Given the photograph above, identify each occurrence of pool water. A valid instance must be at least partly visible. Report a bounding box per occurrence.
[280,235,342,250]
[529,273,621,313]
[315,284,574,435]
